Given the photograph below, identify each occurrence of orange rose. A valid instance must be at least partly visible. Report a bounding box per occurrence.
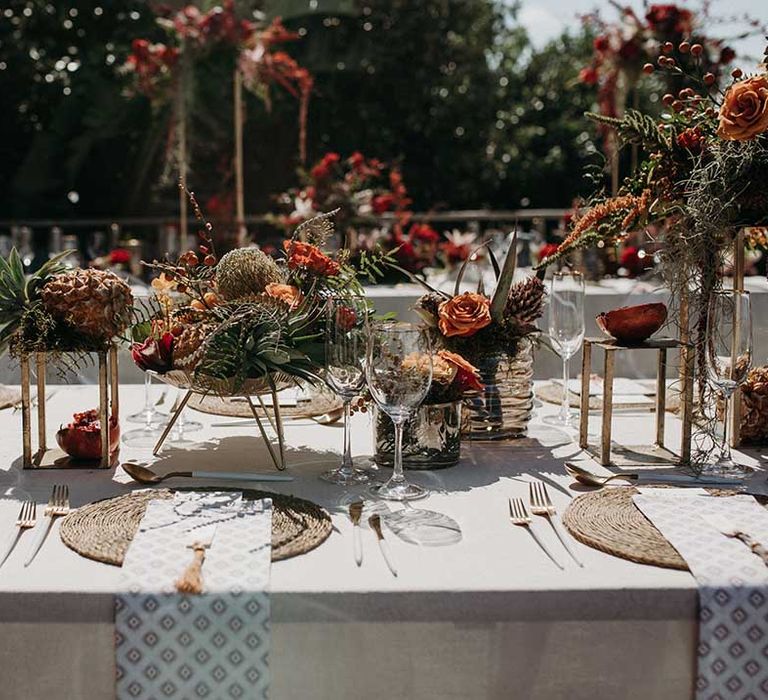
[283,240,340,276]
[437,292,492,337]
[265,283,303,309]
[718,76,768,141]
[438,350,484,393]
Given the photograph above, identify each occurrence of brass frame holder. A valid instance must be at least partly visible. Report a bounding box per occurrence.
[21,346,120,470]
[578,337,694,467]
[152,385,287,471]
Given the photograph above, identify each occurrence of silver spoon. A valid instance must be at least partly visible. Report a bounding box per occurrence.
[565,462,744,488]
[122,462,293,485]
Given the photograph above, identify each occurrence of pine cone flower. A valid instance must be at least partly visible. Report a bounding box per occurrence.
[505,276,545,326]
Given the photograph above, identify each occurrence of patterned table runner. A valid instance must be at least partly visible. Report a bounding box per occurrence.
[634,491,768,700]
[115,492,272,699]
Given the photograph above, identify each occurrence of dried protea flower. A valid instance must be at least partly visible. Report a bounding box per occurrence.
[505,276,545,326]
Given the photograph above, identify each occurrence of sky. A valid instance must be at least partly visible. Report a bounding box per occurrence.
[516,0,767,61]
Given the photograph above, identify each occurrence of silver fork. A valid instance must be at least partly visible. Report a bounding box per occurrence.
[0,500,37,568]
[24,485,70,567]
[529,481,583,567]
[508,497,564,570]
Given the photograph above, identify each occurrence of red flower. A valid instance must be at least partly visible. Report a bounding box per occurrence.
[371,194,396,214]
[348,151,366,169]
[109,248,131,266]
[539,242,559,262]
[310,152,341,181]
[440,241,470,264]
[620,246,653,277]
[131,333,174,373]
[676,126,705,153]
[579,67,599,85]
[618,39,641,62]
[719,46,736,64]
[283,239,340,276]
[409,223,440,244]
[593,35,610,53]
[336,306,357,331]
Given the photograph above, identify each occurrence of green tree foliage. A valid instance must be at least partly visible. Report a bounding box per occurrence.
[0,2,160,219]
[0,0,601,220]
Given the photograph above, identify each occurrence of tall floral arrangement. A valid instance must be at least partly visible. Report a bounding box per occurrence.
[540,39,768,423]
[120,4,313,159]
[579,3,750,132]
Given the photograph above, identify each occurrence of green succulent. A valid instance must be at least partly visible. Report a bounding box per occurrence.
[0,249,71,354]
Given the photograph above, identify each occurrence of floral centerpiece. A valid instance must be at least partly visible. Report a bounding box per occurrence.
[410,242,546,439]
[131,189,386,398]
[540,38,768,447]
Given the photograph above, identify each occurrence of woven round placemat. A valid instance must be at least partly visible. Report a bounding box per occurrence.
[60,488,332,566]
[563,487,688,570]
[187,392,342,419]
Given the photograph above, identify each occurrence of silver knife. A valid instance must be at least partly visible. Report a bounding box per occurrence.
[369,514,397,577]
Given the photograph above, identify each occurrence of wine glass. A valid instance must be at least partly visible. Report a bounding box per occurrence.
[705,289,752,476]
[123,384,202,449]
[545,270,585,427]
[366,322,432,501]
[127,372,169,425]
[321,296,369,485]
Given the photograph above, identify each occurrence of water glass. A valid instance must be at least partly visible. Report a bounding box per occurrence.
[366,322,432,501]
[705,289,752,476]
[545,270,585,427]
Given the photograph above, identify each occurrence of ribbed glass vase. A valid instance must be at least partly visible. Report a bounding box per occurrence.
[464,339,534,440]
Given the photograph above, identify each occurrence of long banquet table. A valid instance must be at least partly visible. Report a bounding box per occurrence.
[1,383,754,699]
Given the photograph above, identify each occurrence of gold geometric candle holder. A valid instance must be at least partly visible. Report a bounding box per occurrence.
[20,346,119,469]
[578,336,694,467]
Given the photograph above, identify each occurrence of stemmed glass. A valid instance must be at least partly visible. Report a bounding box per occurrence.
[545,270,585,427]
[127,372,169,425]
[366,322,433,501]
[321,296,369,485]
[705,289,752,476]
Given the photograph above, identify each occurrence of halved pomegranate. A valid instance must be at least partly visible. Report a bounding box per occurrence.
[56,410,120,460]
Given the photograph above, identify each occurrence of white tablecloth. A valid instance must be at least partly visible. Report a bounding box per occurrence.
[1,384,761,699]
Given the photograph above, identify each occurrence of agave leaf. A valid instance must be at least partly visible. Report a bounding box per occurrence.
[487,245,501,280]
[490,230,518,324]
[8,249,25,287]
[454,241,492,297]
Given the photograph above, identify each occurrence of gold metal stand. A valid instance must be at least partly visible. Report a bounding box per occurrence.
[21,346,119,469]
[152,384,287,471]
[579,337,694,467]
[730,229,745,447]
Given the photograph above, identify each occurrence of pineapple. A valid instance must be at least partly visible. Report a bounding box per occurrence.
[41,269,133,343]
[0,249,70,352]
[215,247,283,301]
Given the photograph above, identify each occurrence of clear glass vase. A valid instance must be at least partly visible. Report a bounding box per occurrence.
[373,401,462,470]
[465,339,534,440]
